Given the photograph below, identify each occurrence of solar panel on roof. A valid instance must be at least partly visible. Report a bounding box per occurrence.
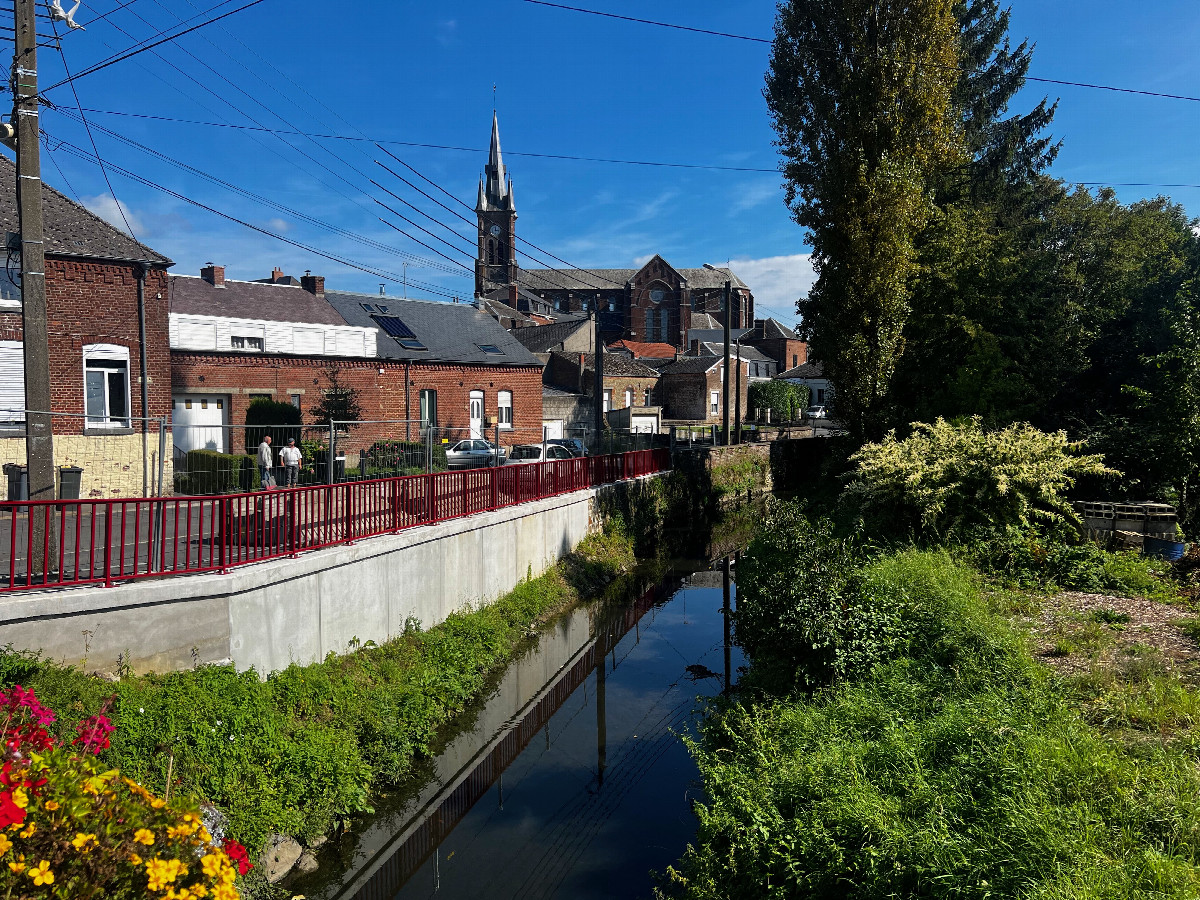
[371,314,427,351]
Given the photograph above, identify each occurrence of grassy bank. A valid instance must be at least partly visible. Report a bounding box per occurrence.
[660,507,1200,899]
[0,527,635,861]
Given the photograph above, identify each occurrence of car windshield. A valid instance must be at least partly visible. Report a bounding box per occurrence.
[510,446,541,460]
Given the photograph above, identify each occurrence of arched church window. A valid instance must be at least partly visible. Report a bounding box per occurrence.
[649,289,665,304]
[498,242,508,264]
[487,240,496,265]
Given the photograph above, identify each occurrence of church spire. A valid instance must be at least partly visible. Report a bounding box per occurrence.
[480,111,514,212]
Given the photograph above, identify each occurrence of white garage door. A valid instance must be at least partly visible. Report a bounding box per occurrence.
[631,415,659,434]
[542,420,564,440]
[173,395,227,453]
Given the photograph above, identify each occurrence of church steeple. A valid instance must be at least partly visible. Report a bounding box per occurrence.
[475,112,518,297]
[478,112,515,213]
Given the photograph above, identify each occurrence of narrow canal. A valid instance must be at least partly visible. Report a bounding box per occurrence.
[294,553,743,900]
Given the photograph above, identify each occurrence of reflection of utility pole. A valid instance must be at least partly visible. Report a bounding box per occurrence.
[722,281,731,446]
[722,556,732,693]
[595,622,608,789]
[13,0,56,572]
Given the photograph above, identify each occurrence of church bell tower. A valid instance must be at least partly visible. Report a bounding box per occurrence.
[475,112,518,297]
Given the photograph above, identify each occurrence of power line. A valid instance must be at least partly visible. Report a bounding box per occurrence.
[74,107,782,172]
[520,0,1200,105]
[42,0,266,91]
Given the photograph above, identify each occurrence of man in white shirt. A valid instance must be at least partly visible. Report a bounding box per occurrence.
[279,438,303,487]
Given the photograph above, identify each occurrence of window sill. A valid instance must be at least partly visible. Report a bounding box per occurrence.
[83,426,136,436]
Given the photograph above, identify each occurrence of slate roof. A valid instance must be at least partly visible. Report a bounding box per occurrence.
[515,264,749,293]
[553,351,660,379]
[689,313,721,329]
[754,317,799,340]
[326,291,542,366]
[778,361,824,379]
[477,296,534,326]
[688,328,752,345]
[170,275,349,326]
[607,340,677,359]
[694,342,773,362]
[0,154,172,266]
[508,318,593,353]
[660,355,723,375]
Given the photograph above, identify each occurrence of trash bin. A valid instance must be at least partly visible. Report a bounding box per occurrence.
[3,463,27,501]
[57,466,83,500]
[333,455,346,483]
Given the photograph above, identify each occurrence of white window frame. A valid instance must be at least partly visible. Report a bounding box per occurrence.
[602,390,611,413]
[710,390,719,415]
[83,343,132,429]
[230,335,264,352]
[624,388,632,409]
[497,390,513,429]
[0,340,25,423]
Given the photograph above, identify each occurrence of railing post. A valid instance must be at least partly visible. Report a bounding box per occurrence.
[102,502,114,587]
[491,463,498,510]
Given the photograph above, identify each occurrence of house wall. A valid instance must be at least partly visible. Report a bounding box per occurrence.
[0,259,173,431]
[604,374,660,410]
[171,353,544,444]
[753,337,807,371]
[170,312,377,358]
[661,361,749,423]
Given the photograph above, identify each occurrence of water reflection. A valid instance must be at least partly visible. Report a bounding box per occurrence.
[304,557,742,900]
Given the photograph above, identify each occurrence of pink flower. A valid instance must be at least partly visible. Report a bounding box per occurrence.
[72,714,114,755]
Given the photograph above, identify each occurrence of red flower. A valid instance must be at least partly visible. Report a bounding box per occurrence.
[222,837,253,876]
[73,714,114,755]
[0,790,26,829]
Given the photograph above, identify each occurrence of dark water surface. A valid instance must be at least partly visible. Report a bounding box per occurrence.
[298,556,742,900]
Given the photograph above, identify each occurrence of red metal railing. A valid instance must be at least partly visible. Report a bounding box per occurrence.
[0,448,670,593]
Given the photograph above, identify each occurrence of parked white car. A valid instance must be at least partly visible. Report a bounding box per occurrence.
[505,444,576,464]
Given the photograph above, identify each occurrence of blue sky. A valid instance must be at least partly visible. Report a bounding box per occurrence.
[26,0,1200,325]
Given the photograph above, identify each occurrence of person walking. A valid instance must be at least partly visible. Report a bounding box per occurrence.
[257,434,274,490]
[279,437,303,487]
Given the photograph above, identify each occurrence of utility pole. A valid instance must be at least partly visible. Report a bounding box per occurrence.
[13,0,56,571]
[734,333,742,444]
[722,281,731,446]
[592,311,604,451]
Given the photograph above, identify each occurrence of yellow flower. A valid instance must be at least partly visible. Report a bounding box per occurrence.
[167,822,197,839]
[18,822,35,839]
[133,828,155,846]
[151,798,167,809]
[8,853,26,873]
[10,788,28,810]
[200,854,224,879]
[71,832,97,851]
[0,833,11,854]
[28,859,54,886]
[128,852,142,866]
[196,826,212,843]
[212,883,239,900]
[42,800,59,811]
[145,857,187,891]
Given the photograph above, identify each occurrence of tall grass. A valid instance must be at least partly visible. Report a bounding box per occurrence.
[661,550,1200,899]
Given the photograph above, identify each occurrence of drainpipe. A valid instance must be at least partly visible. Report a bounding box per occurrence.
[136,264,151,497]
[405,361,411,441]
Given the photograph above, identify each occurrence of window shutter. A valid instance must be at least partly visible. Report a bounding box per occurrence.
[0,341,25,422]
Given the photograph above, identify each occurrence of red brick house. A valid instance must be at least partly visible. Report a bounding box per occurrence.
[745,317,807,372]
[544,352,661,415]
[170,270,545,457]
[659,355,749,423]
[0,155,174,497]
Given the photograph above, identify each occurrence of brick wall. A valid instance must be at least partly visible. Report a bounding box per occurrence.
[661,361,748,422]
[752,337,807,371]
[604,374,660,410]
[171,353,544,445]
[0,257,171,434]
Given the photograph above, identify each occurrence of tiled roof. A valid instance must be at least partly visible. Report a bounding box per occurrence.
[660,355,722,375]
[755,317,799,340]
[170,275,348,325]
[0,154,171,266]
[779,361,824,379]
[607,339,677,359]
[553,351,660,378]
[326,290,542,366]
[515,264,749,293]
[509,318,593,353]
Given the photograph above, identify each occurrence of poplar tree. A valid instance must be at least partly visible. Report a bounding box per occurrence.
[766,0,964,438]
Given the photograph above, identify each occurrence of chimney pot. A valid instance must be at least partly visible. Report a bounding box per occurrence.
[270,266,284,283]
[201,264,225,288]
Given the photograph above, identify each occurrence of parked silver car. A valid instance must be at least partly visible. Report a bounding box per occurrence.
[445,439,507,469]
[545,438,588,457]
[505,443,576,464]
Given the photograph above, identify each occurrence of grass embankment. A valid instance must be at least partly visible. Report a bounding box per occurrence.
[0,527,635,860]
[661,509,1200,899]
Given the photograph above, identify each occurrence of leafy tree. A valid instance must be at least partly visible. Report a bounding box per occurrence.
[309,365,365,428]
[766,0,964,439]
[244,397,302,454]
[843,417,1116,541]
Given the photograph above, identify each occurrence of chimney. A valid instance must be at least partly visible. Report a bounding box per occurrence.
[270,266,284,283]
[200,263,225,288]
[508,282,518,305]
[301,271,325,298]
[578,352,586,395]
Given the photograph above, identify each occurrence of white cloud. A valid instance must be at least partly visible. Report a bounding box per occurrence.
[264,217,292,234]
[727,253,817,324]
[81,194,143,237]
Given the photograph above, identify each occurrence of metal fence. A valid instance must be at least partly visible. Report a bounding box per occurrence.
[0,447,671,593]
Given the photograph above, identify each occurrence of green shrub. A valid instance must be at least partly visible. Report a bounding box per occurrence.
[179,450,256,495]
[843,417,1116,541]
[366,440,447,472]
[747,381,809,423]
[244,398,302,454]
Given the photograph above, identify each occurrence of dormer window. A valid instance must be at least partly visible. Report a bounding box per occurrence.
[476,343,504,355]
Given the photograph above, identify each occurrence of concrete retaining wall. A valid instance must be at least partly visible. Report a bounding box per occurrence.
[0,484,615,675]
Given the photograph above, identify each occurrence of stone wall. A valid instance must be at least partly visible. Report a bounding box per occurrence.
[0,431,172,498]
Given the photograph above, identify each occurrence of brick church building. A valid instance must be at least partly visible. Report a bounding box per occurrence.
[473,114,755,349]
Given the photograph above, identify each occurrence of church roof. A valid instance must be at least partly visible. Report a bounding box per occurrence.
[477,112,514,213]
[514,264,750,293]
